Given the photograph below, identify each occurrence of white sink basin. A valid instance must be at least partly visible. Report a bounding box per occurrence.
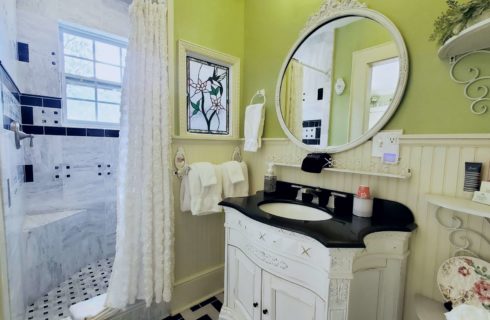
[259,202,332,221]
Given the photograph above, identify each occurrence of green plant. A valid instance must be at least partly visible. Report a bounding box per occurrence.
[430,0,490,45]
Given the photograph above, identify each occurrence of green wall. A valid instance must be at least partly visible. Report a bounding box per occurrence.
[243,0,490,137]
[174,0,245,135]
[329,19,393,145]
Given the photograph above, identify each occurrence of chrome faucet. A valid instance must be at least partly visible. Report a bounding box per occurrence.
[9,121,34,149]
[294,186,321,205]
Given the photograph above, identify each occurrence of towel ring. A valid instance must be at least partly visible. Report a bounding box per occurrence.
[174,146,189,178]
[250,89,266,105]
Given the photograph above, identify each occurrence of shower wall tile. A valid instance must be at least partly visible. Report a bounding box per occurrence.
[22,133,119,304]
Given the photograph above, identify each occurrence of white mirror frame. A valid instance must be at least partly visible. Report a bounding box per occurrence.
[275,0,409,153]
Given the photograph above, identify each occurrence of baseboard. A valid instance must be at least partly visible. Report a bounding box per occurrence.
[170,264,224,315]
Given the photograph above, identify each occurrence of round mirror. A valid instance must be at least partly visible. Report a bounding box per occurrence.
[275,8,408,153]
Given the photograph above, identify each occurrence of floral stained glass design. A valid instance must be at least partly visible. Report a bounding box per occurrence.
[186,56,230,135]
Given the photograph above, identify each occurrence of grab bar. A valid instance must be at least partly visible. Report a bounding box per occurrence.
[9,121,34,149]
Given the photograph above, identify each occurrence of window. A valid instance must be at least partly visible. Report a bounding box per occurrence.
[60,23,127,127]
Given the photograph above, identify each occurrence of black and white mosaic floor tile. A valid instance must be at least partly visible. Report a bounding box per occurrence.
[163,293,223,320]
[25,257,114,320]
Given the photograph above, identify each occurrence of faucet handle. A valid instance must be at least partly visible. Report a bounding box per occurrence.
[327,192,346,210]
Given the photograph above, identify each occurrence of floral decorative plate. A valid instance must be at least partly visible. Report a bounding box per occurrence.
[437,256,490,311]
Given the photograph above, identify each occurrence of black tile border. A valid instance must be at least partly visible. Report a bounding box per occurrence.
[21,106,33,125]
[20,125,119,138]
[66,128,87,136]
[20,94,61,109]
[87,129,105,137]
[0,63,120,138]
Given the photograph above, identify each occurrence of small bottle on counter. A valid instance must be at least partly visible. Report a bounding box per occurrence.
[264,162,277,193]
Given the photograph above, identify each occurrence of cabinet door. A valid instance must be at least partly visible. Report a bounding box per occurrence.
[227,246,262,320]
[261,271,324,320]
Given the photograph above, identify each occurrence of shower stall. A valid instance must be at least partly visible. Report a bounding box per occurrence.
[0,62,119,320]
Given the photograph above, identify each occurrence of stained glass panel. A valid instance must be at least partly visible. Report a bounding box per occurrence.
[186,56,230,135]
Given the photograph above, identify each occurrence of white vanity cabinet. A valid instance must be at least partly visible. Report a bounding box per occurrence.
[219,207,412,320]
[227,245,324,320]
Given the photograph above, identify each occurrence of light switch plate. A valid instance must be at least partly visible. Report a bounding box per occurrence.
[372,130,403,161]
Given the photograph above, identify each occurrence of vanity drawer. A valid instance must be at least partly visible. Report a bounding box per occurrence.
[225,208,330,297]
[225,208,330,270]
[228,230,329,298]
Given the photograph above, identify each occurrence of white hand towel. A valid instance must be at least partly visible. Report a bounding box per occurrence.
[69,293,107,320]
[188,163,223,215]
[222,161,245,183]
[222,161,249,198]
[192,162,217,187]
[244,103,265,152]
[180,174,191,212]
[445,304,490,320]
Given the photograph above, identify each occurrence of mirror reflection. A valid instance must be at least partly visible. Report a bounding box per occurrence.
[280,16,401,148]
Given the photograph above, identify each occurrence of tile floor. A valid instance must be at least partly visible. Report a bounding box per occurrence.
[163,293,223,320]
[24,256,222,320]
[25,257,113,320]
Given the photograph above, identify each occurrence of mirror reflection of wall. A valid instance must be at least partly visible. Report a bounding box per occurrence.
[368,58,400,129]
[330,18,395,145]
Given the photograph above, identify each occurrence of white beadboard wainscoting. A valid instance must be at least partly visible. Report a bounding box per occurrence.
[242,134,490,320]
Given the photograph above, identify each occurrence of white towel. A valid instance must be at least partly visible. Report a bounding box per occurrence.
[191,162,217,187]
[222,161,249,198]
[222,161,245,183]
[188,163,223,215]
[244,103,265,152]
[180,174,191,212]
[445,304,490,320]
[69,294,107,320]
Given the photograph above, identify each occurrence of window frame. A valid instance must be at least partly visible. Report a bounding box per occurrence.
[59,22,128,129]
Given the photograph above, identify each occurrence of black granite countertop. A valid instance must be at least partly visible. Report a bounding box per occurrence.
[219,182,417,248]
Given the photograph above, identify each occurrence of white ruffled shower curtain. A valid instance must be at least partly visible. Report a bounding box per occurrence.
[104,0,174,310]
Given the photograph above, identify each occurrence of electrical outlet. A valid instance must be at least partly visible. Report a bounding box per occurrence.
[371,130,403,162]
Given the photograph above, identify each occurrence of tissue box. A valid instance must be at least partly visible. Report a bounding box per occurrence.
[472,191,490,205]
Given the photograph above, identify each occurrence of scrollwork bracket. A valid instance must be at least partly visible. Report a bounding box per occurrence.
[432,205,490,258]
[449,50,490,115]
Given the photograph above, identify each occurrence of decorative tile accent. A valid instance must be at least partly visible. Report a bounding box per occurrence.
[24,165,34,183]
[17,42,30,62]
[21,106,34,125]
[302,119,322,145]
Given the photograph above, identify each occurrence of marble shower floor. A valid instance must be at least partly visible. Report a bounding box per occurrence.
[25,256,222,320]
[25,257,113,320]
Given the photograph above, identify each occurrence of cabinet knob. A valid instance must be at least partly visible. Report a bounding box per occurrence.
[263,309,268,315]
[253,302,258,308]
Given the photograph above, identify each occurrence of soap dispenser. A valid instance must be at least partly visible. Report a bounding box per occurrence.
[264,162,277,193]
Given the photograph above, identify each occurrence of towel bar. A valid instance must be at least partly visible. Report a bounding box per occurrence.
[174,145,243,178]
